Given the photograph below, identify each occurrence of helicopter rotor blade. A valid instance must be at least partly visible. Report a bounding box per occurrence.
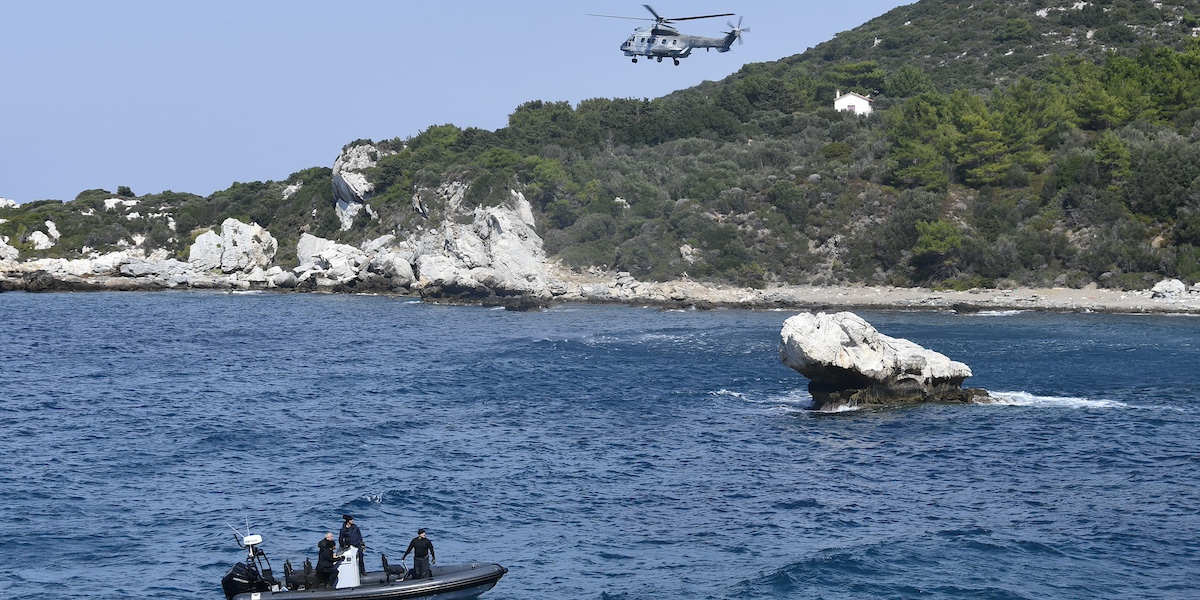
[643,5,663,22]
[588,13,654,21]
[668,12,735,22]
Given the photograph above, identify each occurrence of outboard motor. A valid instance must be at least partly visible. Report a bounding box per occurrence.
[222,534,279,600]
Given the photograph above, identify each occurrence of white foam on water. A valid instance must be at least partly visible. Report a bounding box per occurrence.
[814,403,864,413]
[747,389,818,413]
[984,391,1129,409]
[709,389,745,398]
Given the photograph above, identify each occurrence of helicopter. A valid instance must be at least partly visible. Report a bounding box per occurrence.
[589,5,748,65]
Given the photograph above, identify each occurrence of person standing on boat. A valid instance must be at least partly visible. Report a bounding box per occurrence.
[402,528,436,579]
[315,533,342,588]
[339,514,367,576]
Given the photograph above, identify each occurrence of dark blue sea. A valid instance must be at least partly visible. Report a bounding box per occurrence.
[2,292,1198,599]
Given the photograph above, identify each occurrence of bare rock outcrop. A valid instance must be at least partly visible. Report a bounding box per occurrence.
[1151,278,1187,299]
[289,233,409,291]
[0,234,18,262]
[405,188,551,308]
[780,311,989,410]
[188,218,278,274]
[332,141,398,231]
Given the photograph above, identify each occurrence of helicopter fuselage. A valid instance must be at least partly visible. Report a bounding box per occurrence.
[620,25,736,64]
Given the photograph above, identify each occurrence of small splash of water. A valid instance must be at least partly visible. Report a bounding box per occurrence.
[968,309,1027,317]
[748,389,814,413]
[709,389,745,398]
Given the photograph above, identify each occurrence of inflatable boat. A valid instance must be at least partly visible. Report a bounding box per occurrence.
[221,533,507,600]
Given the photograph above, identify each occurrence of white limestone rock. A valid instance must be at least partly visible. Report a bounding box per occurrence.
[1151,278,1187,299]
[361,234,396,254]
[316,245,368,284]
[0,235,19,262]
[332,141,398,231]
[335,200,363,231]
[188,231,223,271]
[780,311,984,410]
[293,233,371,285]
[119,257,193,279]
[296,233,338,267]
[409,190,550,302]
[9,248,173,280]
[332,142,383,204]
[188,218,278,273]
[511,189,536,227]
[30,228,56,250]
[269,269,298,288]
[282,182,303,200]
[367,249,415,285]
[781,311,971,382]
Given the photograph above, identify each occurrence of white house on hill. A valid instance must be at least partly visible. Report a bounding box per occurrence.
[834,90,873,116]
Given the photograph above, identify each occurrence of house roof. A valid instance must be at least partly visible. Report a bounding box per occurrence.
[835,91,873,103]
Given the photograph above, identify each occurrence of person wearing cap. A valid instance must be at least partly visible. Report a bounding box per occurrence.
[338,514,367,576]
[314,532,343,588]
[402,528,435,579]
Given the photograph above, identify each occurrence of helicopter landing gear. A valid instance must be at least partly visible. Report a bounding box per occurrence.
[656,56,663,63]
[632,58,638,63]
[673,58,680,66]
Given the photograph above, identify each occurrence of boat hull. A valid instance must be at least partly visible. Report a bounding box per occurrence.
[231,563,507,600]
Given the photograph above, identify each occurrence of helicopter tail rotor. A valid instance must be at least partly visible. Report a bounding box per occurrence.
[719,16,748,49]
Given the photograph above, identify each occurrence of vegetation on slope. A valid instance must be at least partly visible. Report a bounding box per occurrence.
[5,0,1200,289]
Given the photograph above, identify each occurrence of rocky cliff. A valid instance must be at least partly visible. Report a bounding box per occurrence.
[0,142,557,307]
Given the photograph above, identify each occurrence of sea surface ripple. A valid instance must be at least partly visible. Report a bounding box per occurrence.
[1,292,1198,599]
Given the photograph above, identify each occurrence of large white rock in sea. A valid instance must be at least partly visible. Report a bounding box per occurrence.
[780,311,987,410]
[188,218,278,273]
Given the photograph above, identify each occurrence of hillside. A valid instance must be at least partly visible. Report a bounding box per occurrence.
[5,0,1200,291]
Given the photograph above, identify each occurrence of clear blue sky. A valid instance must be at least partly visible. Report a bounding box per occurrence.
[0,1,912,204]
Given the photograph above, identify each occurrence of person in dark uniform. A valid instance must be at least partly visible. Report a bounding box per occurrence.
[338,514,367,576]
[401,528,435,579]
[314,533,342,588]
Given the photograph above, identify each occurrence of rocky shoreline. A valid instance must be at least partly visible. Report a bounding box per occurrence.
[6,143,1200,315]
[3,261,1199,315]
[5,176,1199,314]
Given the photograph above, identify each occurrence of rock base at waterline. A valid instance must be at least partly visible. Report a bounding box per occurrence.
[808,377,990,410]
